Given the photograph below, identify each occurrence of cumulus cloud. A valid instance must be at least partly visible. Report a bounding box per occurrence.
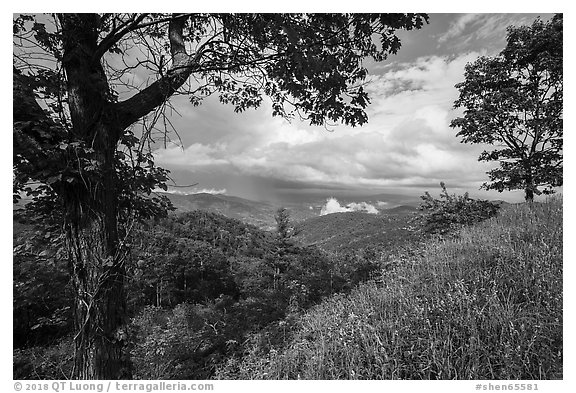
[320,198,379,216]
[348,202,379,214]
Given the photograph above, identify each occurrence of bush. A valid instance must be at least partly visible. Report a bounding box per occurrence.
[130,303,231,379]
[417,182,500,234]
[13,338,74,379]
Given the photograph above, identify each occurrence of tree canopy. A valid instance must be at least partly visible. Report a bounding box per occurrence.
[13,13,428,379]
[450,14,562,202]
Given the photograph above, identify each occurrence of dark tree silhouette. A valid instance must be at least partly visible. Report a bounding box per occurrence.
[451,15,562,202]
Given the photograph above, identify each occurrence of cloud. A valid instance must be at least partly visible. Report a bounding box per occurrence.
[348,202,379,214]
[320,198,379,216]
[153,143,228,167]
[153,52,499,196]
[438,14,482,43]
[154,187,227,195]
[437,14,538,52]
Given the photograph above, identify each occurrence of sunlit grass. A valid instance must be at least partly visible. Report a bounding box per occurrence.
[221,196,562,379]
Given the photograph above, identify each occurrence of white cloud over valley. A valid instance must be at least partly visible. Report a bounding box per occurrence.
[320,198,379,216]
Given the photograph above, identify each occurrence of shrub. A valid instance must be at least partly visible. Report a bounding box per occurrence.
[13,338,74,379]
[417,182,500,234]
[130,303,229,379]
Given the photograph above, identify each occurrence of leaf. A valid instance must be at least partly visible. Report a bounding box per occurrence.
[46,174,62,185]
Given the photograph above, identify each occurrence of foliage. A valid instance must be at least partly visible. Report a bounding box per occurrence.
[13,220,73,348]
[125,211,266,310]
[13,69,174,224]
[14,12,430,218]
[14,206,398,379]
[14,13,428,377]
[274,207,296,245]
[223,196,562,379]
[451,15,563,201]
[14,338,74,380]
[294,209,420,253]
[124,210,369,315]
[17,195,561,380]
[130,304,230,379]
[417,182,500,235]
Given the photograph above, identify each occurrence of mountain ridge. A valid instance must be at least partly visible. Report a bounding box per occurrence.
[294,209,420,253]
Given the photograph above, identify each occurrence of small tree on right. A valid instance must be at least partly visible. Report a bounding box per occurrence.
[450,14,563,202]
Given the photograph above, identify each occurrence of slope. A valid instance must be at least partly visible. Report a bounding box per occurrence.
[294,207,419,253]
[160,192,279,229]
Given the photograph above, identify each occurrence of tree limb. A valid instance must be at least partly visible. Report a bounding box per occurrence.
[93,14,149,61]
[115,15,218,130]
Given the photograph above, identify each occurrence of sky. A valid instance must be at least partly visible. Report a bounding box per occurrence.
[143,13,558,205]
[6,10,564,208]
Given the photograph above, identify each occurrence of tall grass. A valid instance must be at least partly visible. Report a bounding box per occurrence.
[218,197,562,379]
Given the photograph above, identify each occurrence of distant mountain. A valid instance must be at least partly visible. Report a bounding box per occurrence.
[161,192,421,234]
[382,205,419,214]
[273,189,421,207]
[294,209,420,253]
[160,192,279,230]
[355,193,422,207]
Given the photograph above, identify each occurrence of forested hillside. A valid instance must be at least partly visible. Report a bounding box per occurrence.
[14,209,390,379]
[160,192,280,230]
[295,208,419,253]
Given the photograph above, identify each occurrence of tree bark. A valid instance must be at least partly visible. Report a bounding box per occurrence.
[525,187,535,203]
[63,119,131,379]
[63,112,132,380]
[58,14,131,379]
[523,160,535,203]
[66,218,131,379]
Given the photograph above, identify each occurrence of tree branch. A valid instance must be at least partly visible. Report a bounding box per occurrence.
[93,14,149,61]
[115,15,219,130]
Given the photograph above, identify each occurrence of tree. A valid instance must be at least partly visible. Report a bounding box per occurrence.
[274,207,297,246]
[450,14,562,202]
[13,13,428,379]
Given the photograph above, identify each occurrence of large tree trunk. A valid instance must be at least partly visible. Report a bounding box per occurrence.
[66,218,131,379]
[55,13,199,378]
[525,187,535,203]
[14,13,201,378]
[64,121,131,379]
[523,161,535,203]
[63,121,131,379]
[58,14,131,379]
